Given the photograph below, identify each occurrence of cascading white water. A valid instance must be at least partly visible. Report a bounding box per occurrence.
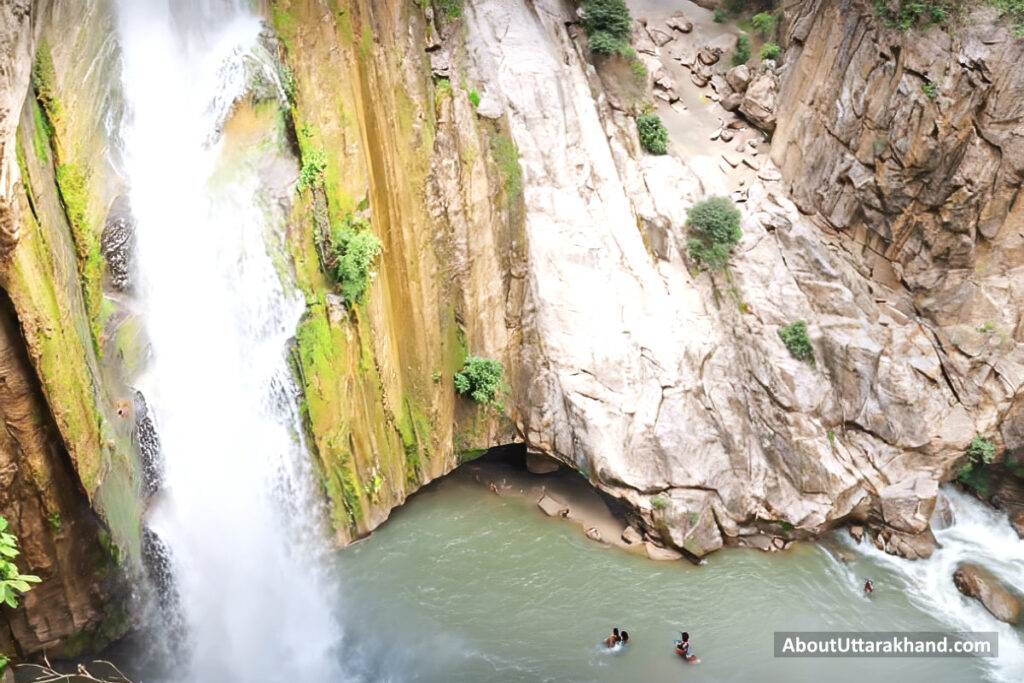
[849,487,1024,683]
[113,1,342,680]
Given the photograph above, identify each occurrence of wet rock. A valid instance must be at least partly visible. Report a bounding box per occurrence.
[742,534,773,551]
[585,527,602,542]
[1011,509,1024,540]
[538,494,569,518]
[526,451,560,474]
[954,564,1020,624]
[873,527,936,560]
[931,490,955,530]
[849,525,864,542]
[621,525,643,545]
[881,478,937,534]
[101,195,136,292]
[665,12,693,34]
[726,65,751,93]
[645,541,683,561]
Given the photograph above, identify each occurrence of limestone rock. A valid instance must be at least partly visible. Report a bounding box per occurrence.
[647,27,674,47]
[954,564,1020,624]
[645,541,683,561]
[665,13,692,34]
[538,494,569,518]
[720,93,742,111]
[726,65,751,93]
[931,491,955,530]
[475,93,503,119]
[585,527,602,542]
[739,69,778,132]
[621,525,643,545]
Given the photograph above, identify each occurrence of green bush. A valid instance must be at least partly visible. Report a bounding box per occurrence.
[967,436,997,466]
[328,215,383,306]
[1,517,41,610]
[732,33,751,66]
[990,1,1024,35]
[922,81,937,99]
[778,321,814,364]
[751,12,776,34]
[468,90,480,107]
[686,196,742,270]
[636,113,668,155]
[760,42,781,61]
[713,9,727,22]
[687,196,742,246]
[454,355,504,407]
[297,149,327,192]
[651,495,668,510]
[583,0,633,55]
[872,1,953,30]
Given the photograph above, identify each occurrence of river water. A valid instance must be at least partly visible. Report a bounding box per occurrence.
[104,2,1024,683]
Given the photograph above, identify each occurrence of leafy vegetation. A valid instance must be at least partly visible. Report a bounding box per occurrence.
[872,1,953,29]
[636,113,669,155]
[778,321,814,364]
[434,78,451,111]
[761,42,781,61]
[922,81,937,99]
[686,196,742,270]
[651,495,668,510]
[713,9,727,22]
[468,89,481,107]
[297,148,327,192]
[1,516,42,610]
[990,0,1024,35]
[732,33,751,66]
[32,39,61,128]
[583,0,633,55]
[958,436,998,496]
[751,12,776,34]
[454,355,504,407]
[327,214,383,307]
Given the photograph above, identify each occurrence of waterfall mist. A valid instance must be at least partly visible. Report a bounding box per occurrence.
[113,1,342,680]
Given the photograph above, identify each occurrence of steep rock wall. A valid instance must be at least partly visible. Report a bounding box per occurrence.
[0,0,140,659]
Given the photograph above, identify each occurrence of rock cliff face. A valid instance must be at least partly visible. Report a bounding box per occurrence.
[1,0,139,660]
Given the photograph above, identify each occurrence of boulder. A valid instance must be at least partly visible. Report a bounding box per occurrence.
[526,451,560,474]
[738,70,778,132]
[697,47,720,66]
[475,93,503,119]
[585,527,602,542]
[633,22,658,55]
[849,525,864,542]
[873,527,936,559]
[647,27,674,47]
[726,65,751,93]
[538,494,569,518]
[665,12,693,33]
[1011,509,1024,540]
[954,564,1020,624]
[621,525,643,545]
[931,490,955,530]
[720,93,742,111]
[645,541,683,561]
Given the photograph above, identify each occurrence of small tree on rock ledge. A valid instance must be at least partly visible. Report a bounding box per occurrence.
[454,356,505,408]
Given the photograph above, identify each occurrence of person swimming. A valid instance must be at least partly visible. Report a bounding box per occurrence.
[619,631,629,644]
[864,578,874,596]
[603,628,620,648]
[675,631,699,662]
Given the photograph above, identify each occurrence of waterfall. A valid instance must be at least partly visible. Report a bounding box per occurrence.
[849,486,1024,683]
[113,1,342,680]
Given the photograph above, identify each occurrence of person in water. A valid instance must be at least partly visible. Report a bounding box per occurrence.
[864,578,874,596]
[603,628,620,647]
[619,631,629,645]
[677,632,690,656]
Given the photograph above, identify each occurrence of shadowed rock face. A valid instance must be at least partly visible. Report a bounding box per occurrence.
[0,292,123,656]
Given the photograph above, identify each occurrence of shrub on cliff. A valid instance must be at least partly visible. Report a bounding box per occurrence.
[958,436,998,496]
[636,113,669,155]
[454,356,504,407]
[778,321,814,365]
[583,0,633,55]
[686,196,742,270]
[1,517,41,610]
[297,149,327,192]
[967,436,997,466]
[752,12,776,35]
[872,0,954,29]
[761,42,781,61]
[732,33,751,66]
[328,214,382,307]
